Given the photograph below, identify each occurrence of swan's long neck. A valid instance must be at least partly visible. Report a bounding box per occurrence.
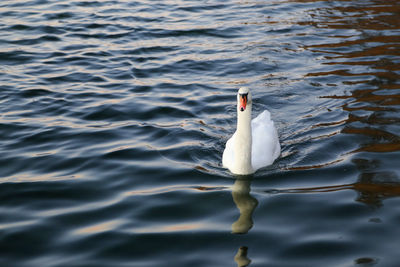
[233,103,253,175]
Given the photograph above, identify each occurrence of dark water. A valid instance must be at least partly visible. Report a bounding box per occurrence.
[1,0,399,266]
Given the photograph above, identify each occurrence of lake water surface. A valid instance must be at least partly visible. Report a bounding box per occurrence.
[1,0,399,266]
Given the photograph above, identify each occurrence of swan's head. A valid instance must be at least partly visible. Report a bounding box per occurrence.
[237,87,252,112]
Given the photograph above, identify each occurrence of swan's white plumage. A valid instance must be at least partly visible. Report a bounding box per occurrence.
[222,89,280,174]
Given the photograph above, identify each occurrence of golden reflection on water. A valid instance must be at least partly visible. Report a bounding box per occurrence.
[274,176,400,208]
[134,222,208,234]
[123,184,228,196]
[272,158,400,208]
[302,0,400,155]
[74,220,123,235]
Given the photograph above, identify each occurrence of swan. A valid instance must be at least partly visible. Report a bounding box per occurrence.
[222,87,280,175]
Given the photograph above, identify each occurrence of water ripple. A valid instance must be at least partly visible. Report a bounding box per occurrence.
[1,0,400,266]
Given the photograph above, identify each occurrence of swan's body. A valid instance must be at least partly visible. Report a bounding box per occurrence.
[222,87,280,175]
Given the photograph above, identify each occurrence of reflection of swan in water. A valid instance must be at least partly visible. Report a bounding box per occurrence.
[231,178,256,266]
[232,178,258,234]
[234,246,251,267]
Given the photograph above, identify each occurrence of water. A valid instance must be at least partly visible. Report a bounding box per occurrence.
[1,0,399,266]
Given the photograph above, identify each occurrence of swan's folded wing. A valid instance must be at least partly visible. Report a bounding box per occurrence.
[251,110,280,171]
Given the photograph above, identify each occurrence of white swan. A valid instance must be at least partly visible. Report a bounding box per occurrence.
[222,87,280,175]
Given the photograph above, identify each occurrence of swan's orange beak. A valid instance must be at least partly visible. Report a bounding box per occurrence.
[239,94,247,112]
